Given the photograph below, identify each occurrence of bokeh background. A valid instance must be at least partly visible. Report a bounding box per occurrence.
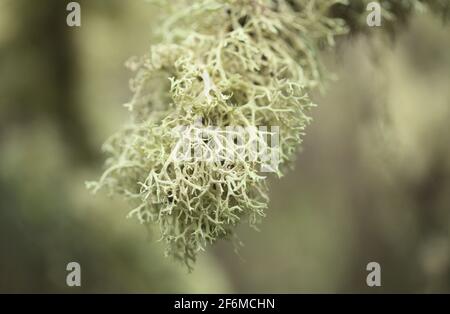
[0,0,449,293]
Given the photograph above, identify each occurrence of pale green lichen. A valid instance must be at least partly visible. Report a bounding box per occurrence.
[87,0,446,269]
[87,0,346,268]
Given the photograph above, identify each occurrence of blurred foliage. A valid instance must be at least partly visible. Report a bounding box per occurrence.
[0,0,448,292]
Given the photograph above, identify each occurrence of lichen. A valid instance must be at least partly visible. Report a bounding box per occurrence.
[87,0,447,269]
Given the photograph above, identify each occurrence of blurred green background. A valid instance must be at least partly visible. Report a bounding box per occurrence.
[0,0,448,293]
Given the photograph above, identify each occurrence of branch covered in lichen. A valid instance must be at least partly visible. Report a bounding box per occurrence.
[87,0,448,269]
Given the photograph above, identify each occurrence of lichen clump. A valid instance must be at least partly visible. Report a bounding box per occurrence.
[88,0,348,268]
